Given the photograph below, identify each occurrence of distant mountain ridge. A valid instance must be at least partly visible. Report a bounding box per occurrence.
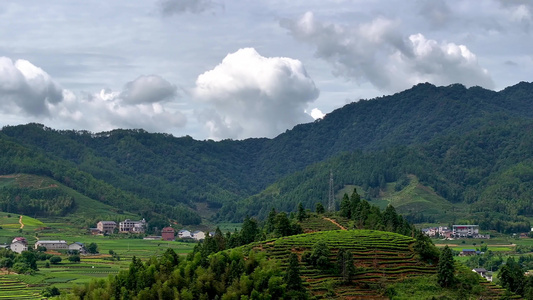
[1,82,532,226]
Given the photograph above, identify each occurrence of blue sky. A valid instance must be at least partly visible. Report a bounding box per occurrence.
[0,0,531,140]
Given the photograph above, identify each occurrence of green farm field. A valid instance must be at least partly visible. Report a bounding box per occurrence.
[0,211,196,298]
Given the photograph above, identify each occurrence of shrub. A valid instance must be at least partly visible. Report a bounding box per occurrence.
[50,256,62,264]
[42,286,60,297]
[68,255,81,263]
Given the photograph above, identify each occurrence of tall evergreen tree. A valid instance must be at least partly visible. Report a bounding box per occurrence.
[285,253,304,291]
[265,208,277,233]
[339,193,351,219]
[241,216,259,244]
[437,246,455,288]
[337,249,356,283]
[498,257,525,295]
[285,253,307,299]
[297,202,307,221]
[315,202,325,214]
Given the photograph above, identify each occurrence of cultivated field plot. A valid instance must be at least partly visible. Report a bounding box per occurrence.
[299,215,344,232]
[245,230,436,299]
[0,276,42,300]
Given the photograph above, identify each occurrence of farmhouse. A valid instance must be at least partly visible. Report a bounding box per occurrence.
[472,268,493,282]
[422,226,452,238]
[192,231,206,241]
[68,242,87,254]
[161,227,175,241]
[460,249,480,256]
[10,240,28,254]
[178,229,192,239]
[119,219,146,233]
[97,221,117,234]
[35,240,68,250]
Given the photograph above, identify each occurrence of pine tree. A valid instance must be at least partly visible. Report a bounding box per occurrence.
[337,249,356,283]
[498,257,525,295]
[285,253,303,291]
[315,202,325,214]
[339,193,351,218]
[297,202,307,221]
[285,253,307,299]
[437,246,455,288]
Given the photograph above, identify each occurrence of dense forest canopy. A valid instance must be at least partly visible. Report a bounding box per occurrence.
[1,82,533,226]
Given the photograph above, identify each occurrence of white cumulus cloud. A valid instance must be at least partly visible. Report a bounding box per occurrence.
[194,48,319,140]
[281,12,494,92]
[307,108,325,120]
[0,56,187,134]
[52,77,186,133]
[0,56,63,116]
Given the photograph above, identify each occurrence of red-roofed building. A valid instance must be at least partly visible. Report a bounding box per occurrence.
[161,227,175,241]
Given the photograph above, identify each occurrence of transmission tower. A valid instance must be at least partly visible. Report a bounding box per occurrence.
[328,170,335,212]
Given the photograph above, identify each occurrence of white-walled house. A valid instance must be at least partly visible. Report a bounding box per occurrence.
[10,241,28,253]
[192,231,206,241]
[68,242,87,254]
[178,229,192,239]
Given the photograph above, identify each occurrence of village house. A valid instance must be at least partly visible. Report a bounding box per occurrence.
[10,237,28,254]
[68,242,87,254]
[192,231,206,241]
[422,226,452,238]
[472,268,493,282]
[35,240,68,250]
[178,229,192,239]
[161,227,175,241]
[460,249,481,256]
[97,221,117,234]
[119,219,146,233]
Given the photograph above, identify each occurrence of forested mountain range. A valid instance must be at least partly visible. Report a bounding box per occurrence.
[1,82,532,228]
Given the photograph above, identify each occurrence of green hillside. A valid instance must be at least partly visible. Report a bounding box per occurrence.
[64,229,508,300]
[1,82,533,227]
[0,174,137,221]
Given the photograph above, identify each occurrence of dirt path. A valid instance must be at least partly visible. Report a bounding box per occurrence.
[323,217,347,230]
[19,215,24,229]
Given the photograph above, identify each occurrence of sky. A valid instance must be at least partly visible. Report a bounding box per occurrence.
[0,0,532,140]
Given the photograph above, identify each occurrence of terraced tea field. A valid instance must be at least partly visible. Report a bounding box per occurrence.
[244,230,436,299]
[0,276,42,300]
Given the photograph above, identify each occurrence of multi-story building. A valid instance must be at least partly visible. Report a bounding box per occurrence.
[161,227,175,241]
[452,225,479,237]
[97,221,117,234]
[119,219,146,233]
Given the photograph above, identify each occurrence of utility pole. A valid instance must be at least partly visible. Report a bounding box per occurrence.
[328,170,335,212]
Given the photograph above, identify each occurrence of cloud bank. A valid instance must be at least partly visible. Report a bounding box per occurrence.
[0,57,63,116]
[281,12,494,92]
[0,56,186,134]
[194,48,319,140]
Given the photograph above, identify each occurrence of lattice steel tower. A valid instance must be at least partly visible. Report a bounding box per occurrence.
[328,170,335,212]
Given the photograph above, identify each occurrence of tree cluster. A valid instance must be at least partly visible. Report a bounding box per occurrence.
[66,248,308,300]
